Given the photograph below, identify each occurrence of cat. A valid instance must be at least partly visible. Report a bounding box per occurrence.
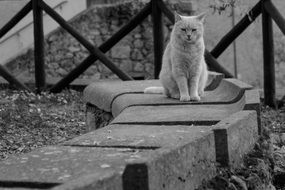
[144,12,208,102]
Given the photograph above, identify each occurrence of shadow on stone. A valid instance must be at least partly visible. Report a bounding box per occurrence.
[123,163,149,190]
[0,181,60,189]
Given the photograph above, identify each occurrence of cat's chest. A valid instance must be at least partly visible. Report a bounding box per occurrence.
[172,48,201,64]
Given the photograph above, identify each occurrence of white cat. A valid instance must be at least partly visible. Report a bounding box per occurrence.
[144,12,208,101]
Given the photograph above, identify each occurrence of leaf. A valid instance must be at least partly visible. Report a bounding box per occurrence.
[230,175,247,190]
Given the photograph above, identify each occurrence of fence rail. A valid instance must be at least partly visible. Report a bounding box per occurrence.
[0,0,283,107]
[210,1,262,59]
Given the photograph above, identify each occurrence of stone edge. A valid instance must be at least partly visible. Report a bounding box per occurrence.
[52,111,259,190]
[110,78,255,118]
[83,72,224,113]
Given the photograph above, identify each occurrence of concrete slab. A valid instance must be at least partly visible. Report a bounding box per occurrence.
[62,111,259,189]
[0,146,152,188]
[84,80,160,112]
[145,131,216,190]
[62,125,217,190]
[121,111,257,190]
[83,72,223,112]
[0,128,216,190]
[0,112,259,190]
[213,111,258,168]
[110,103,243,125]
[243,89,261,132]
[52,171,122,190]
[117,128,216,190]
[0,70,261,190]
[60,125,216,190]
[64,124,215,149]
[111,79,252,116]
[204,71,224,91]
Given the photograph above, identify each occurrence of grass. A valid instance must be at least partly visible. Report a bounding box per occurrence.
[0,89,284,189]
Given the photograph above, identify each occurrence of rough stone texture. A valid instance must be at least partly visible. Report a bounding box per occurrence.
[110,104,240,125]
[83,79,160,112]
[146,132,216,190]
[0,125,217,190]
[205,71,224,91]
[52,171,122,190]
[0,75,262,190]
[63,124,217,190]
[84,72,223,115]
[0,146,137,184]
[213,111,259,168]
[111,78,251,117]
[243,89,262,132]
[4,1,167,80]
[84,76,260,132]
[64,124,215,149]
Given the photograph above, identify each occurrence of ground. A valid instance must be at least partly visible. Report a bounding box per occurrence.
[0,89,284,189]
[0,89,86,160]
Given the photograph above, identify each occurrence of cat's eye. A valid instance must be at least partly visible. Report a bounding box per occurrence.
[192,28,197,32]
[181,28,187,32]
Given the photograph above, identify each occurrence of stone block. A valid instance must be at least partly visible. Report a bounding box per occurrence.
[133,39,144,48]
[83,72,223,114]
[111,45,131,59]
[213,111,259,168]
[111,78,248,116]
[0,146,153,190]
[146,131,216,190]
[64,124,216,190]
[52,171,122,190]
[110,104,239,125]
[64,124,215,149]
[83,79,160,112]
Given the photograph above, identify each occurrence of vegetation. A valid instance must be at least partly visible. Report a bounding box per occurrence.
[0,89,86,160]
[198,104,285,190]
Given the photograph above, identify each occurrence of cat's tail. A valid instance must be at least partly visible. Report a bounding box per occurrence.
[144,86,164,94]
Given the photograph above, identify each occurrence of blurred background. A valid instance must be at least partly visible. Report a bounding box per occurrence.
[0,0,284,98]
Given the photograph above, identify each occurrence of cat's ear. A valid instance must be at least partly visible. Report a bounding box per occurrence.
[174,12,182,22]
[195,12,207,23]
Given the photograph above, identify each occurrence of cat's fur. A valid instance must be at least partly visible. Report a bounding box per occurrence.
[144,12,208,101]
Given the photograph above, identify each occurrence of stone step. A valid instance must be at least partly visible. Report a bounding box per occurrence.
[63,124,215,148]
[0,72,261,190]
[0,146,127,188]
[111,78,253,117]
[0,111,258,190]
[83,72,224,112]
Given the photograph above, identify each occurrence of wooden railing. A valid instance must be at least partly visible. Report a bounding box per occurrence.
[0,0,282,107]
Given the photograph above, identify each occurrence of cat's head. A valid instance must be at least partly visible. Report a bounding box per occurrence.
[172,12,206,44]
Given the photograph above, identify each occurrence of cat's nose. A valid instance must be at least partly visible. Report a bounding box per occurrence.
[187,35,191,40]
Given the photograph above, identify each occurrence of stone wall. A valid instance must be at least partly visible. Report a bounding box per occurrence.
[4,0,285,91]
[6,1,172,80]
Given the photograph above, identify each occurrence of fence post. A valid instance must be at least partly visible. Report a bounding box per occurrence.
[32,0,45,93]
[262,0,276,108]
[152,0,164,79]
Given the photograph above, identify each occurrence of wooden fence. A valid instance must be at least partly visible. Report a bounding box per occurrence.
[0,0,282,107]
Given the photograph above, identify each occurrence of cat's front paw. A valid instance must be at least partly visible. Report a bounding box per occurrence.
[180,95,191,102]
[190,95,201,101]
[198,90,205,97]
